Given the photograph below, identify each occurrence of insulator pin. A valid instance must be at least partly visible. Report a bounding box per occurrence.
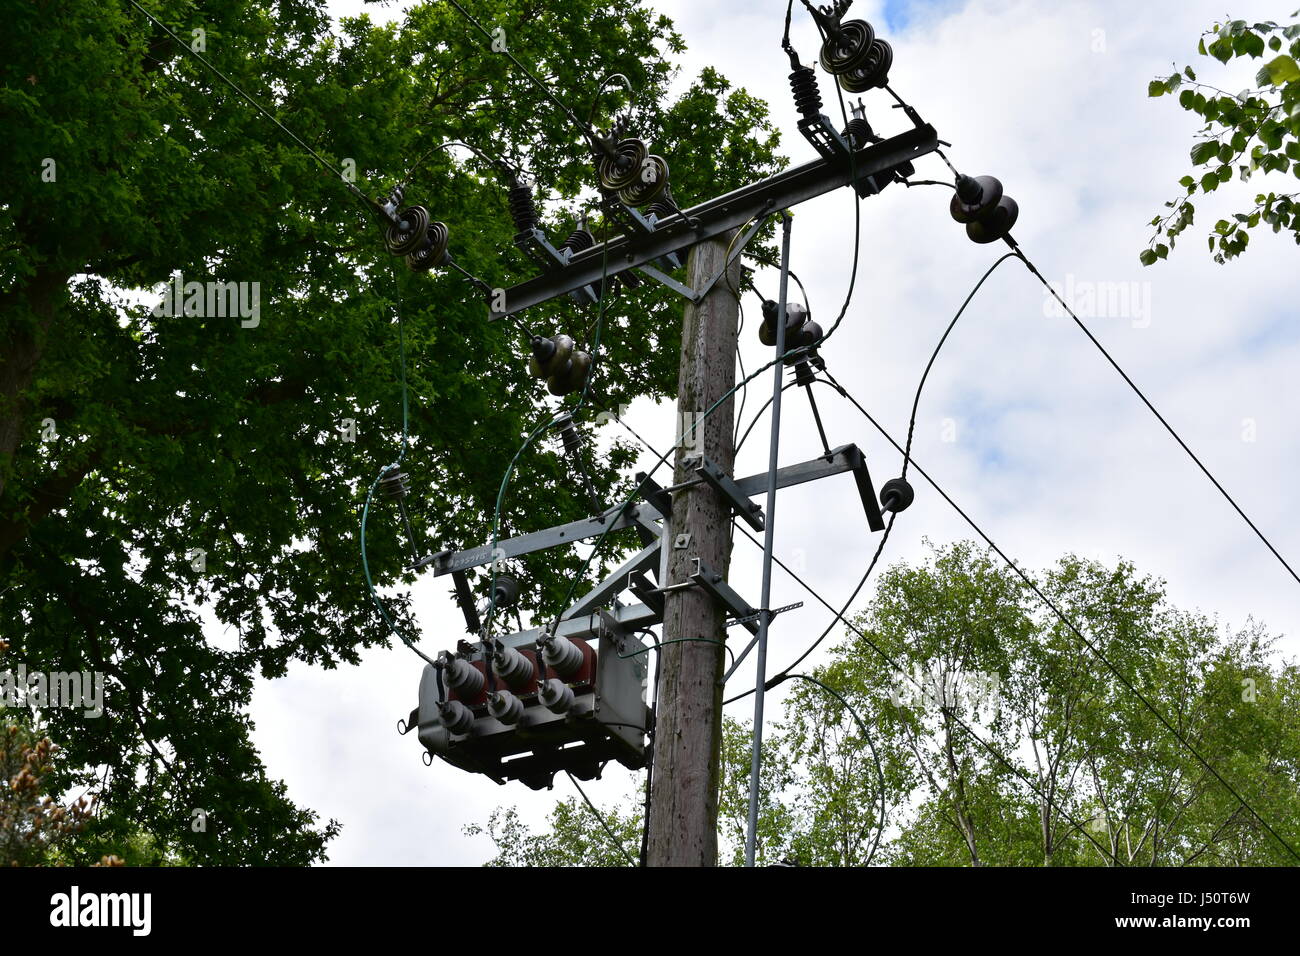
[560,228,596,255]
[790,65,823,120]
[842,117,875,150]
[508,181,539,233]
[379,467,410,500]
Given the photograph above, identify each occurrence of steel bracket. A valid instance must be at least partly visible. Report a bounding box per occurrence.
[720,601,805,683]
[686,454,765,531]
[487,124,940,321]
[634,471,674,520]
[845,445,886,532]
[689,558,760,635]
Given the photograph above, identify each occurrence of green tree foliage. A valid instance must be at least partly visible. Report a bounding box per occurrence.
[1,0,779,863]
[1145,13,1300,263]
[474,545,1300,866]
[1,711,94,867]
[466,718,793,866]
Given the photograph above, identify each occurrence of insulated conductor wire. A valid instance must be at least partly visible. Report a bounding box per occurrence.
[125,0,378,216]
[1013,246,1300,590]
[823,371,1300,864]
[443,0,601,151]
[726,520,1124,866]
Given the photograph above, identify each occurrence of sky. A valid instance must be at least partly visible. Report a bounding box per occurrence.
[249,0,1300,865]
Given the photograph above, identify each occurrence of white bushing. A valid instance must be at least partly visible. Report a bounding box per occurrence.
[444,657,485,696]
[486,690,525,725]
[541,634,584,678]
[538,678,575,715]
[439,699,474,735]
[492,644,536,688]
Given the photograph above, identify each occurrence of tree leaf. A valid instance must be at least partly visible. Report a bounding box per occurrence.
[1190,141,1219,165]
[1260,54,1300,85]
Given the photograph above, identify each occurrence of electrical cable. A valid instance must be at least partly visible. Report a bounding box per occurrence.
[618,636,736,670]
[587,341,1117,867]
[773,671,886,866]
[736,379,800,453]
[728,518,1124,865]
[725,511,896,705]
[733,299,749,448]
[900,252,1019,480]
[565,770,636,866]
[396,139,525,194]
[358,272,438,667]
[915,131,1297,590]
[125,0,378,217]
[1012,247,1300,591]
[480,207,614,641]
[729,250,1021,688]
[637,626,661,867]
[443,0,602,152]
[587,73,635,128]
[822,372,1300,864]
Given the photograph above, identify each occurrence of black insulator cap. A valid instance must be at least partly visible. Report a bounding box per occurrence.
[531,335,556,362]
[790,319,823,350]
[759,300,809,347]
[966,196,1019,244]
[950,175,1003,223]
[955,174,983,204]
[492,575,521,610]
[880,477,915,513]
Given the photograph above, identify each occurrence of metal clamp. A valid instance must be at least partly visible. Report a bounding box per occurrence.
[688,455,765,532]
[689,559,760,635]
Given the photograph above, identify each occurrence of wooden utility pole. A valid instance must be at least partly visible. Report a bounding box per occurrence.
[645,230,740,866]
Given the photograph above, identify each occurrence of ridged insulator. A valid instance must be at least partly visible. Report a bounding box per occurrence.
[492,644,536,688]
[646,198,675,222]
[444,657,484,697]
[790,65,823,120]
[508,182,538,233]
[560,228,595,254]
[842,117,874,150]
[538,678,575,715]
[487,690,524,725]
[540,634,584,678]
[378,468,409,500]
[553,414,583,456]
[439,699,474,734]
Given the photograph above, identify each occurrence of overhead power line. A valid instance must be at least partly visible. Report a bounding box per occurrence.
[125,0,374,212]
[724,523,1123,866]
[823,371,1300,865]
[1013,248,1300,590]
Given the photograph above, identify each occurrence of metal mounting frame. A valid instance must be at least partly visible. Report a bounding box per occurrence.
[689,558,760,636]
[686,453,765,531]
[430,502,663,576]
[488,124,939,321]
[432,444,883,582]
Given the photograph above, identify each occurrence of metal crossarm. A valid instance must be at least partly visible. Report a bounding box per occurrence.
[690,559,760,635]
[488,125,939,321]
[689,454,765,531]
[431,502,664,575]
